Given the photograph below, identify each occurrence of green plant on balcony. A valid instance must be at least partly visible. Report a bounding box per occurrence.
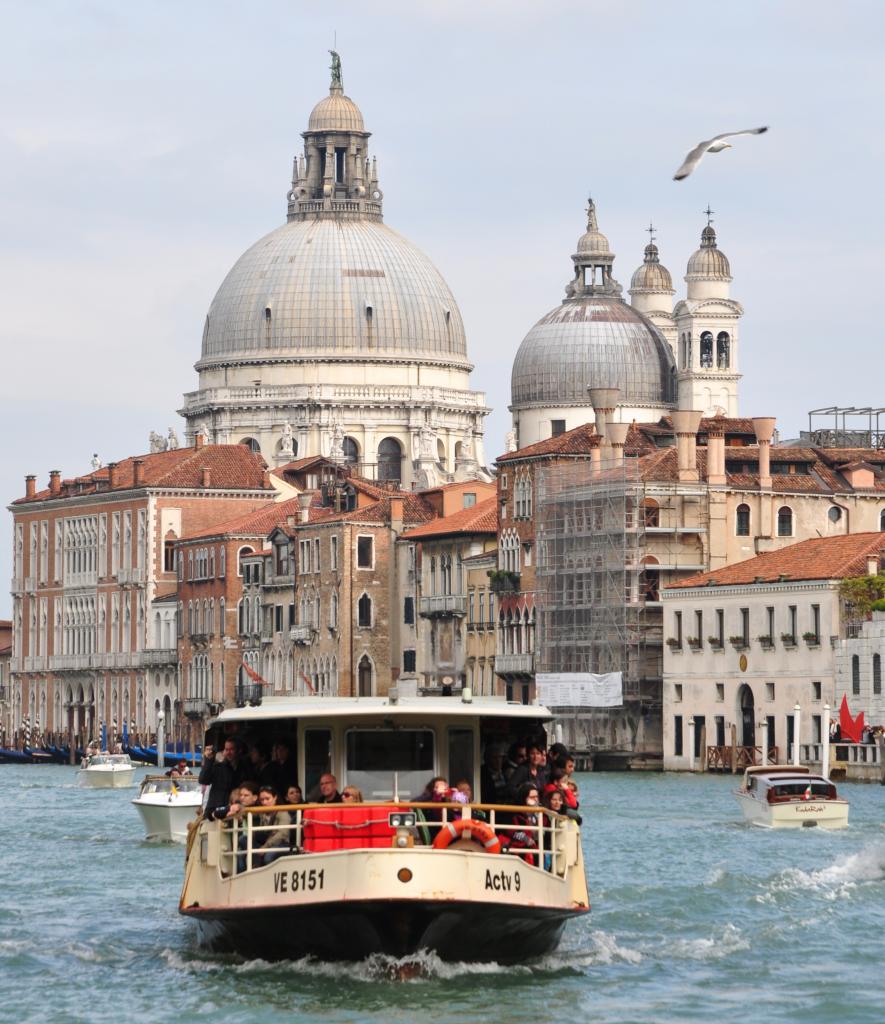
[757,635,773,648]
[781,632,796,646]
[802,631,820,645]
[686,636,702,649]
[487,569,521,594]
[707,635,723,648]
[728,635,748,649]
[666,637,682,648]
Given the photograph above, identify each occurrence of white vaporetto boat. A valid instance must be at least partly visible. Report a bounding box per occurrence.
[734,764,849,830]
[78,753,136,788]
[179,695,590,963]
[133,775,203,842]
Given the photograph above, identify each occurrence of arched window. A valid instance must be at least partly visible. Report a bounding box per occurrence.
[358,655,373,697]
[736,503,750,537]
[700,331,713,369]
[880,509,885,532]
[330,592,338,629]
[219,598,225,637]
[342,437,359,466]
[852,654,860,695]
[239,438,261,453]
[429,557,437,595]
[874,653,882,696]
[777,506,793,537]
[641,498,660,528]
[377,437,403,484]
[716,332,730,369]
[237,546,254,576]
[357,593,372,628]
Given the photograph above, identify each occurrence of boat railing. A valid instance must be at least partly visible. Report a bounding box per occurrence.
[210,802,577,881]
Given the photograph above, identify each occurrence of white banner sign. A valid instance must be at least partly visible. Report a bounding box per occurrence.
[536,672,623,708]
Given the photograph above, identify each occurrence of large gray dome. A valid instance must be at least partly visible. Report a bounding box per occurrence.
[511,295,677,407]
[199,218,469,367]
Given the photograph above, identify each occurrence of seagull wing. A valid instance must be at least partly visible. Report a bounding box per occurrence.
[673,138,716,181]
[673,126,769,181]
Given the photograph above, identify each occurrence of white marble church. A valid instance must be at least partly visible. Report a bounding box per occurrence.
[179,55,490,488]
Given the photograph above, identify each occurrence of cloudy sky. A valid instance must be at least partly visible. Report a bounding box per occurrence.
[1,0,882,609]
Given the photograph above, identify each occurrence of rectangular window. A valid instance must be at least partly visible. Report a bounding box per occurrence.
[812,714,822,743]
[463,492,476,509]
[314,538,321,572]
[715,715,726,747]
[811,604,820,643]
[789,605,797,640]
[478,592,486,626]
[674,715,683,757]
[274,605,283,633]
[766,681,775,701]
[488,593,495,626]
[403,596,415,625]
[741,608,750,645]
[694,610,702,645]
[716,609,724,646]
[766,715,775,752]
[716,682,724,702]
[674,683,683,703]
[812,680,822,701]
[674,610,683,648]
[551,419,566,437]
[767,606,775,641]
[330,535,338,571]
[693,715,705,758]
[403,649,416,673]
[357,535,374,569]
[288,603,296,627]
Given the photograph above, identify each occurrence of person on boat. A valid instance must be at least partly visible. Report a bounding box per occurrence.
[506,742,549,802]
[415,776,450,828]
[547,742,570,771]
[285,784,304,805]
[248,741,275,788]
[270,738,299,796]
[199,738,244,814]
[342,786,363,802]
[249,786,291,867]
[503,783,540,866]
[503,742,528,782]
[544,788,566,814]
[544,779,582,825]
[480,744,508,804]
[316,773,343,803]
[167,759,191,778]
[207,785,242,821]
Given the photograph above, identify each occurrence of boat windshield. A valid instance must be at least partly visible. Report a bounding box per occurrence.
[345,728,434,799]
[88,755,130,766]
[140,776,201,795]
[771,781,834,798]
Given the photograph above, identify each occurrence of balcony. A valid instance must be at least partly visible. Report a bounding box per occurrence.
[24,576,37,592]
[289,625,314,645]
[183,697,214,719]
[419,595,468,618]
[23,656,45,672]
[488,571,521,595]
[118,567,146,586]
[139,648,178,667]
[494,652,534,676]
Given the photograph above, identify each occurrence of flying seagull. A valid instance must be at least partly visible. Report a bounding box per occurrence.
[673,127,769,181]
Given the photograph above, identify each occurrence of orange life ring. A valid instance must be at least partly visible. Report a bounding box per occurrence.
[432,818,502,854]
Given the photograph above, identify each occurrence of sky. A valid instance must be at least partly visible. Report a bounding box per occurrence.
[1,0,883,613]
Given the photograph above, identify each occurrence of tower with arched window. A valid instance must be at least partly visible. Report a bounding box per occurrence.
[672,218,743,416]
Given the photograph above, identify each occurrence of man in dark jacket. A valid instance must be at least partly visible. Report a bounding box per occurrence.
[507,742,549,802]
[198,737,244,813]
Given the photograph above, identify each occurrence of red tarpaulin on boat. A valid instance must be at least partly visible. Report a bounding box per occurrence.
[839,694,864,743]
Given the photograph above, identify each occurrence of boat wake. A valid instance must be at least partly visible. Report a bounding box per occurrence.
[760,838,885,903]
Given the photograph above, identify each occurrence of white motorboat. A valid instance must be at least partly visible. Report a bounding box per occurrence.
[734,764,849,830]
[133,774,203,843]
[180,695,589,963]
[78,753,136,789]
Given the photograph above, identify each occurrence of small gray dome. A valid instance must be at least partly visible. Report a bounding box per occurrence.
[511,295,677,407]
[307,90,365,133]
[200,218,468,367]
[630,242,674,292]
[686,224,731,279]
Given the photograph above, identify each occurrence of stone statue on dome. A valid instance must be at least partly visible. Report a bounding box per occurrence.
[91,453,103,471]
[418,422,436,459]
[329,50,342,89]
[149,431,167,453]
[329,421,345,463]
[167,427,179,450]
[280,420,295,457]
[195,422,211,445]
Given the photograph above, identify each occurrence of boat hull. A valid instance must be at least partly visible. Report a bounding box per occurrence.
[734,792,849,829]
[187,898,578,963]
[133,797,202,842]
[78,768,136,788]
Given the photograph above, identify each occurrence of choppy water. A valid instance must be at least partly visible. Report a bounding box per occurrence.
[1,767,883,1024]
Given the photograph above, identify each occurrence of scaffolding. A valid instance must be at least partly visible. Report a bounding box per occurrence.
[803,406,885,449]
[535,452,710,762]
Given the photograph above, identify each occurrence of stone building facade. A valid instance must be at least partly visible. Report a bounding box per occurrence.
[662,533,885,771]
[7,442,275,745]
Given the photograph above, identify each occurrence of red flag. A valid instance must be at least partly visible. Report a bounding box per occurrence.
[839,694,864,743]
[299,671,316,695]
[241,659,270,688]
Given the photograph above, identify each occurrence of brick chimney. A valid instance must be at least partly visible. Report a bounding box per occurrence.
[195,433,205,450]
[671,410,704,482]
[588,386,620,445]
[133,459,145,487]
[389,494,404,531]
[752,417,776,489]
[606,422,630,466]
[201,466,211,488]
[107,462,118,489]
[297,492,312,523]
[706,419,726,485]
[25,475,36,499]
[49,470,61,496]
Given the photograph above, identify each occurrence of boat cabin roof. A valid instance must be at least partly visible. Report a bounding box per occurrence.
[85,754,131,765]
[744,764,811,778]
[212,696,553,726]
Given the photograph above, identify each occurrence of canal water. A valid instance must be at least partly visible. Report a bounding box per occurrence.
[1,766,883,1024]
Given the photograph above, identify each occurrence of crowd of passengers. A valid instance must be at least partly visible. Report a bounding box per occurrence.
[197,734,580,869]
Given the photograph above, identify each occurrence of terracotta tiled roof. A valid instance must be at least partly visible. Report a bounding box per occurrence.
[496,423,601,463]
[342,492,436,525]
[401,497,498,539]
[15,445,271,504]
[181,497,304,542]
[668,533,885,589]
